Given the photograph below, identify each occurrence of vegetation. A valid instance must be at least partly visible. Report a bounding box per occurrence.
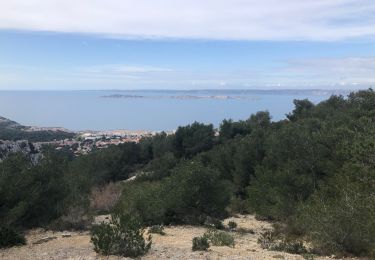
[0,226,26,248]
[91,213,151,257]
[228,221,237,230]
[203,229,235,247]
[192,236,210,251]
[148,225,166,235]
[0,89,374,257]
[0,116,74,142]
[258,229,307,255]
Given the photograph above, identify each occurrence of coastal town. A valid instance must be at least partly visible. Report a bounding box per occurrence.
[0,126,174,161]
[39,129,175,155]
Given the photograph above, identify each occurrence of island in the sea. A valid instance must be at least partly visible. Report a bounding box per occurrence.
[101,94,261,100]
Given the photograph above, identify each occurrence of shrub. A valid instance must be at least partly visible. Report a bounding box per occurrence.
[116,162,231,225]
[91,213,151,257]
[273,240,307,254]
[148,225,165,235]
[298,168,375,256]
[258,230,279,249]
[258,230,307,254]
[204,217,225,230]
[203,229,235,248]
[228,221,237,230]
[192,236,210,251]
[0,226,26,248]
[91,222,115,255]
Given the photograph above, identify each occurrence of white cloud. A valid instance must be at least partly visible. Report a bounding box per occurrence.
[78,65,173,74]
[1,59,375,90]
[284,57,375,85]
[1,0,375,41]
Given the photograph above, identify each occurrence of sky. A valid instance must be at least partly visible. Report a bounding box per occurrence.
[1,0,375,90]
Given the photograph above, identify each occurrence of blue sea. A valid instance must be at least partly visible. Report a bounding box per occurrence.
[0,90,337,131]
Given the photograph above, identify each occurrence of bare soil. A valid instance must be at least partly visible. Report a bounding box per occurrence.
[0,215,358,260]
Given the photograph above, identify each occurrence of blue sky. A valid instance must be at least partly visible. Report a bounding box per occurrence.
[1,0,375,90]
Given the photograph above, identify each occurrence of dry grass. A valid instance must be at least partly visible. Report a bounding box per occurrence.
[89,182,122,214]
[0,215,361,260]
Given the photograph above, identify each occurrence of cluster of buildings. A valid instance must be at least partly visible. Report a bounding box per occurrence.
[49,130,156,155]
[1,129,174,159]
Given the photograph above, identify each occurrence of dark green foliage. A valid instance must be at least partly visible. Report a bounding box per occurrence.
[0,117,74,141]
[91,222,115,255]
[91,214,151,257]
[0,151,72,227]
[148,225,166,235]
[0,129,75,142]
[298,166,375,256]
[173,122,215,158]
[204,217,225,230]
[258,229,307,254]
[161,162,231,224]
[192,236,210,251]
[228,221,237,230]
[116,162,232,225]
[287,99,315,122]
[115,181,166,225]
[219,111,271,142]
[0,226,26,248]
[203,229,235,247]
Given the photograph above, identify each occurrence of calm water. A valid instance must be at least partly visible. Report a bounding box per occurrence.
[0,90,331,131]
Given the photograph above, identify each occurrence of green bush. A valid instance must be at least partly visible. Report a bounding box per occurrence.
[203,229,235,248]
[0,226,26,248]
[273,240,307,255]
[91,222,115,255]
[228,221,237,230]
[116,162,231,225]
[204,217,225,230]
[297,168,375,256]
[258,229,307,254]
[148,225,165,235]
[192,236,210,251]
[91,214,151,257]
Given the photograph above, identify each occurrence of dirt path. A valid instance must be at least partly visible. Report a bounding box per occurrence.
[0,215,354,260]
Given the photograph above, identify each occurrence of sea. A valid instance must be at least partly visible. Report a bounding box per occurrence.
[0,90,344,131]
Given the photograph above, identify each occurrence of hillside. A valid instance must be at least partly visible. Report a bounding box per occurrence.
[0,89,374,259]
[0,116,24,130]
[0,215,359,260]
[0,116,75,142]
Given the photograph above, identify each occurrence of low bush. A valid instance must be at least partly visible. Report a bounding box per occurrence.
[203,229,235,248]
[91,213,151,257]
[298,168,375,257]
[0,226,26,248]
[273,240,307,254]
[148,225,165,235]
[204,217,225,230]
[115,162,231,225]
[192,236,210,251]
[258,229,307,254]
[258,230,279,249]
[228,221,237,230]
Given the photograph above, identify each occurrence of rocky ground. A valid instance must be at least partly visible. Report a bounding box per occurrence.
[0,215,359,260]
